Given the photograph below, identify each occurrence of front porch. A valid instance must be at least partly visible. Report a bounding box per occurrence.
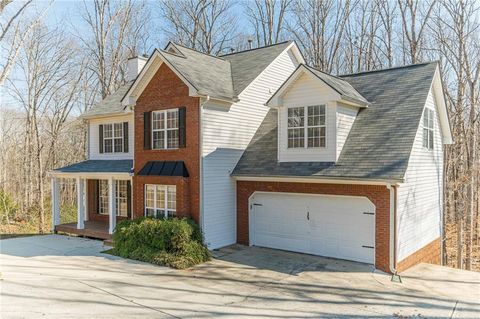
[55,221,111,240]
[51,160,134,240]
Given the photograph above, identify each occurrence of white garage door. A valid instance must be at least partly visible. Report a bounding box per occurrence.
[250,192,375,264]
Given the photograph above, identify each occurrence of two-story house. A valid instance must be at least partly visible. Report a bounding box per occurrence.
[51,41,452,273]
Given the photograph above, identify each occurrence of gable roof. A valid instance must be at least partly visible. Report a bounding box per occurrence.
[161,44,235,101]
[120,41,301,107]
[221,41,294,95]
[267,64,369,107]
[233,62,441,182]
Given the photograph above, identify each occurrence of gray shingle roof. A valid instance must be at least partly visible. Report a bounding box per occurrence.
[221,41,293,95]
[232,62,438,181]
[305,65,369,106]
[82,82,133,118]
[54,160,133,173]
[84,42,293,117]
[161,45,235,101]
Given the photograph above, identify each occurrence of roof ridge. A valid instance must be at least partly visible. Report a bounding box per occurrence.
[304,64,348,81]
[219,40,292,57]
[339,61,437,77]
[167,42,227,61]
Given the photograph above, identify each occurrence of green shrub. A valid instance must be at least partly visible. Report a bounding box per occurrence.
[111,217,210,269]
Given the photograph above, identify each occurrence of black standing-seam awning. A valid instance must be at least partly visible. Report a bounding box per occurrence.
[138,161,189,177]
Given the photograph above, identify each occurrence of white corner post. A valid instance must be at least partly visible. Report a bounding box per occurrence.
[51,177,60,231]
[84,179,89,222]
[76,177,85,229]
[108,177,116,234]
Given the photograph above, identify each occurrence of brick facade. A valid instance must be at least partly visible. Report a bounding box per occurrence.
[133,63,200,223]
[396,238,441,272]
[236,181,392,273]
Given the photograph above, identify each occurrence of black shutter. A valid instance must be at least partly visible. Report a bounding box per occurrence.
[99,125,104,153]
[127,181,132,219]
[123,122,129,153]
[143,112,151,150]
[178,107,186,148]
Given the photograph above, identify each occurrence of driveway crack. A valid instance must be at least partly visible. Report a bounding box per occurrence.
[77,280,181,319]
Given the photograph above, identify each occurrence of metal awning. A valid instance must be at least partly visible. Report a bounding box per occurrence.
[138,161,189,177]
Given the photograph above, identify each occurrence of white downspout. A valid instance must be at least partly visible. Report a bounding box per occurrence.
[386,183,397,275]
[199,95,210,243]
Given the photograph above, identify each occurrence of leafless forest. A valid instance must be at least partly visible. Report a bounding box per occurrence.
[0,0,478,271]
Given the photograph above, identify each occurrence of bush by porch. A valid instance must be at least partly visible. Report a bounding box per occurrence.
[109,217,210,269]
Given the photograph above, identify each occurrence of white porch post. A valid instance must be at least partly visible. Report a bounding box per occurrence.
[76,177,85,229]
[83,179,88,221]
[108,177,116,234]
[51,177,60,231]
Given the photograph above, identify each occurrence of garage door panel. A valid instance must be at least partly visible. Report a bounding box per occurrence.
[250,193,375,264]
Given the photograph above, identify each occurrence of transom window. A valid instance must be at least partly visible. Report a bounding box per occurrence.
[98,180,128,217]
[103,123,124,153]
[152,109,179,149]
[423,108,434,150]
[288,105,326,148]
[145,184,176,218]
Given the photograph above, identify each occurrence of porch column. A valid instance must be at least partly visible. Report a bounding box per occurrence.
[76,177,85,229]
[108,177,116,234]
[51,177,60,231]
[83,179,88,221]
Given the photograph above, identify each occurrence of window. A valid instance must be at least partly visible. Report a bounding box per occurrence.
[423,108,434,150]
[116,180,128,217]
[102,123,124,153]
[287,105,326,148]
[98,180,109,215]
[98,180,129,217]
[152,109,179,149]
[145,184,176,218]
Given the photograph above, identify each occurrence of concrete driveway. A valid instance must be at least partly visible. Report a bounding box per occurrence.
[0,235,479,318]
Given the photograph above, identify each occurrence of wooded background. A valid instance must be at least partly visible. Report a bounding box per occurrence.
[0,0,478,271]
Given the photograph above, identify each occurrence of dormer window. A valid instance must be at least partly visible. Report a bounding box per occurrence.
[423,108,434,150]
[287,105,326,148]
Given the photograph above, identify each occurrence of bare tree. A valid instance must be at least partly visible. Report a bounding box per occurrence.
[245,0,291,47]
[0,0,51,85]
[77,0,150,99]
[7,24,84,233]
[288,0,352,72]
[398,0,436,64]
[160,0,238,55]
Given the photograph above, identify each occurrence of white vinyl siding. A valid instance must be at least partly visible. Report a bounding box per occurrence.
[201,48,299,249]
[278,72,338,162]
[396,88,443,261]
[88,114,133,160]
[336,103,358,160]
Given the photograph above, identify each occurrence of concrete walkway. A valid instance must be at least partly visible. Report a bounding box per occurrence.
[0,235,479,318]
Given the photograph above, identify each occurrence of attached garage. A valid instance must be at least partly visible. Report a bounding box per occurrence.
[249,192,376,264]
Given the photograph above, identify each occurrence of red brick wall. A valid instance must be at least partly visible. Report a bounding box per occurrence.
[396,238,441,272]
[133,63,200,222]
[236,181,392,273]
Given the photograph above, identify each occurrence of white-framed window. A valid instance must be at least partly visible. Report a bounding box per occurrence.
[103,123,124,153]
[98,180,109,215]
[287,105,326,148]
[423,108,434,150]
[98,180,129,217]
[144,184,176,218]
[152,109,179,149]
